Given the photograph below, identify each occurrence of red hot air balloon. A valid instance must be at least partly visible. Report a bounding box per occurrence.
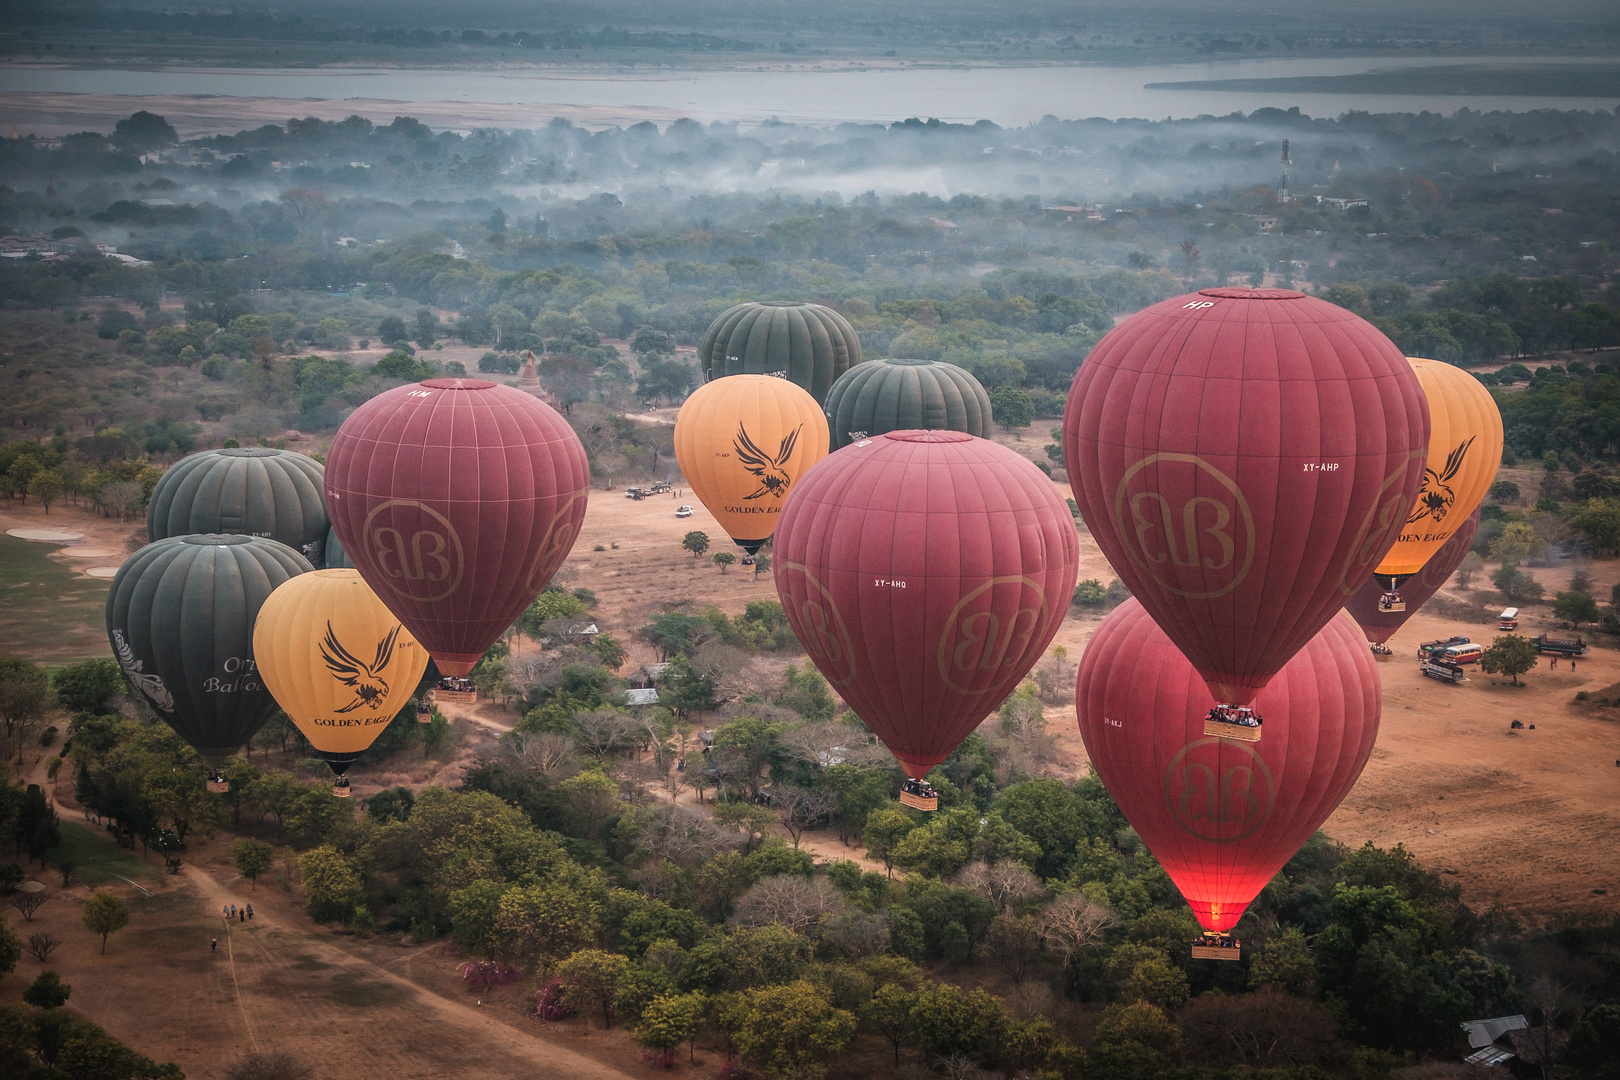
[1063,288,1428,706]
[324,379,589,675]
[774,431,1079,780]
[1077,599,1380,940]
[1345,508,1480,645]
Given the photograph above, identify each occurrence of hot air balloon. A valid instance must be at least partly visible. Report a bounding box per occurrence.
[774,431,1079,801]
[699,302,861,403]
[822,359,992,451]
[324,379,589,676]
[105,535,312,790]
[253,570,430,797]
[322,527,354,570]
[147,448,328,564]
[1063,288,1428,710]
[1372,358,1503,610]
[674,375,829,555]
[1346,508,1480,645]
[1076,599,1380,956]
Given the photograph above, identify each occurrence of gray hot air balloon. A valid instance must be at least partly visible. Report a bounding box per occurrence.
[105,534,313,790]
[822,358,993,451]
[147,448,328,565]
[322,526,354,570]
[698,301,861,403]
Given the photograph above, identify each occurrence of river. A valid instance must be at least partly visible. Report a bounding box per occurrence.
[3,55,1617,128]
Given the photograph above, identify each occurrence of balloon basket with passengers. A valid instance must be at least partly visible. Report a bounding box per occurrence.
[898,777,939,812]
[1191,932,1242,962]
[1202,705,1262,742]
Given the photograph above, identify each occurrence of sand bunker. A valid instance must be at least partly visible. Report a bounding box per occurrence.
[84,567,120,579]
[6,527,84,543]
[63,546,120,558]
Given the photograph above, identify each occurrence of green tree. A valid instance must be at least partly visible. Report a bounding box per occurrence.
[81,890,130,954]
[0,657,49,759]
[1455,551,1486,588]
[587,632,627,669]
[297,846,362,924]
[1554,590,1599,629]
[682,531,709,558]
[1571,498,1620,555]
[863,807,919,877]
[1487,521,1541,566]
[496,881,600,974]
[1247,926,1317,995]
[732,980,857,1074]
[993,778,1101,880]
[907,981,1004,1060]
[27,469,63,514]
[556,948,633,1028]
[450,879,510,959]
[1480,634,1538,686]
[862,983,917,1066]
[23,969,71,1008]
[0,912,19,978]
[1125,957,1190,1011]
[1088,1002,1182,1080]
[712,551,736,574]
[231,838,274,890]
[989,386,1034,430]
[636,991,706,1062]
[50,658,125,715]
[1491,564,1545,605]
[518,588,589,641]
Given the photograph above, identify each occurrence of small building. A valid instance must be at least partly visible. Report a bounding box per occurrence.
[1460,1015,1528,1068]
[624,688,660,706]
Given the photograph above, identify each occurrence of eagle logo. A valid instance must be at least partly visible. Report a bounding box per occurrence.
[320,621,400,713]
[111,629,174,713]
[734,423,802,500]
[1407,436,1475,525]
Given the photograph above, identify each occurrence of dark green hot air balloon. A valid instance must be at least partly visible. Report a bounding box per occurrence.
[322,526,353,570]
[698,301,861,403]
[105,534,312,790]
[147,448,328,565]
[822,358,993,450]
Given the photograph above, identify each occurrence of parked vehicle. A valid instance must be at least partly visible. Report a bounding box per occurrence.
[624,487,644,499]
[1499,607,1520,631]
[647,481,672,494]
[675,505,693,518]
[1535,633,1587,656]
[1443,643,1484,665]
[1422,659,1467,683]
[1418,636,1471,659]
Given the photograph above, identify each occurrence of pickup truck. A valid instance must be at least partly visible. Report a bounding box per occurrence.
[1535,633,1587,656]
[1418,636,1471,659]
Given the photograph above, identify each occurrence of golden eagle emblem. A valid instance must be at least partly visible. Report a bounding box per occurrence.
[734,423,802,500]
[1407,436,1475,525]
[320,621,400,713]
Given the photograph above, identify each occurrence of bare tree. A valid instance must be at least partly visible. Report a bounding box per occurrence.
[24,931,61,961]
[688,642,755,707]
[11,892,47,922]
[499,731,578,778]
[571,708,636,761]
[99,480,146,523]
[823,910,891,958]
[956,860,1044,914]
[1525,973,1574,1080]
[777,720,895,772]
[1040,892,1117,971]
[733,874,846,934]
[774,784,839,848]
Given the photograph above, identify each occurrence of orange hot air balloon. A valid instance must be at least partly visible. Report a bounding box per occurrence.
[674,374,830,554]
[253,569,430,797]
[1374,357,1503,606]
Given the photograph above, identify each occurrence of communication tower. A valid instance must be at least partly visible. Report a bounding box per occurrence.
[1277,139,1292,203]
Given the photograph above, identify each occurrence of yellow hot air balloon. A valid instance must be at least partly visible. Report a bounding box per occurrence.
[674,374,830,554]
[1374,357,1504,607]
[253,569,430,796]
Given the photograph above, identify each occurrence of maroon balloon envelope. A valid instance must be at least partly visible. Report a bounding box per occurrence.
[1344,508,1481,644]
[1077,599,1380,933]
[773,431,1080,778]
[324,379,590,675]
[1063,288,1429,705]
